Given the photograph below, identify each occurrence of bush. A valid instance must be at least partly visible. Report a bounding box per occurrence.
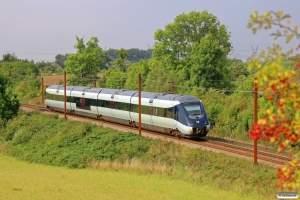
[2,112,151,168]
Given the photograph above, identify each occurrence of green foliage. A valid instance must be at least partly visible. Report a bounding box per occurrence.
[105,67,127,89]
[54,53,69,69]
[66,36,105,85]
[35,62,64,75]
[189,34,231,89]
[248,11,298,44]
[153,11,231,71]
[2,112,150,168]
[237,110,253,133]
[106,48,152,62]
[114,48,128,72]
[0,60,41,103]
[0,75,19,121]
[124,59,150,90]
[1,53,19,62]
[143,65,179,93]
[0,60,40,77]
[12,79,41,102]
[126,48,152,62]
[226,59,250,81]
[206,103,222,127]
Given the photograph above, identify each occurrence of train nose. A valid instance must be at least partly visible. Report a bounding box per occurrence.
[206,124,210,133]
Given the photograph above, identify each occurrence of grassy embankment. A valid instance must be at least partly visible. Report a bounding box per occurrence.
[0,154,261,200]
[0,111,281,199]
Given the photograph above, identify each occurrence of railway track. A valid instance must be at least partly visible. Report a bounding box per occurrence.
[20,103,291,167]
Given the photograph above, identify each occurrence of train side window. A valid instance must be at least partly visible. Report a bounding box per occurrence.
[55,95,61,101]
[156,108,164,117]
[167,107,173,118]
[45,92,55,100]
[98,100,103,107]
[142,106,148,114]
[75,97,81,107]
[115,102,129,111]
[130,104,138,112]
[103,100,110,108]
[98,100,110,108]
[90,99,97,106]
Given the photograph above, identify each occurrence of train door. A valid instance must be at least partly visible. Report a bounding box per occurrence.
[110,101,114,116]
[81,98,86,109]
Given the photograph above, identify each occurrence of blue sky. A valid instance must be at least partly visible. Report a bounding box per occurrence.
[0,0,299,62]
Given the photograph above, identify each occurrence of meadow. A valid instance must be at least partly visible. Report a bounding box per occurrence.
[0,154,266,200]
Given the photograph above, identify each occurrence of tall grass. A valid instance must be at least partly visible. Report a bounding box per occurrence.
[0,111,280,199]
[1,154,262,200]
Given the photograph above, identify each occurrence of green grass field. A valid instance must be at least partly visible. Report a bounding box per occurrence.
[0,154,264,200]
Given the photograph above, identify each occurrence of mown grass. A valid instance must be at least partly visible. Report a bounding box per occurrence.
[0,111,281,199]
[0,154,264,200]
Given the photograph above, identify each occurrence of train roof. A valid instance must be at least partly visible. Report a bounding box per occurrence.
[46,85,201,103]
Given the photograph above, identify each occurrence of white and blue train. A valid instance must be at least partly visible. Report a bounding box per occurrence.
[45,85,210,138]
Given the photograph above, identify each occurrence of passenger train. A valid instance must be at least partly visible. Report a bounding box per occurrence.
[45,85,210,138]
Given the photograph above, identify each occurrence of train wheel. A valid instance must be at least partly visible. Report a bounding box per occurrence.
[173,129,181,137]
[97,115,103,121]
[132,121,136,128]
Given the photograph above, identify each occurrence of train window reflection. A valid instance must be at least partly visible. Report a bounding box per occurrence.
[182,103,202,116]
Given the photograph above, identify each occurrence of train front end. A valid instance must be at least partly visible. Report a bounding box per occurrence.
[175,96,210,138]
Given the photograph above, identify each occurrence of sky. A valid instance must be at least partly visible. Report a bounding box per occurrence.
[0,0,299,62]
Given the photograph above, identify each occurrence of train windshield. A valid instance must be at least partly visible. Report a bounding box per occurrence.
[182,103,202,116]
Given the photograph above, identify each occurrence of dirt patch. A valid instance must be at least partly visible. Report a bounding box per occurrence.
[42,75,65,86]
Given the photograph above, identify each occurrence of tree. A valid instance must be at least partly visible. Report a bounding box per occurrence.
[105,67,127,89]
[106,48,118,61]
[0,60,40,77]
[1,53,19,62]
[189,33,231,89]
[106,48,152,63]
[124,59,150,90]
[152,11,231,75]
[143,60,185,93]
[226,58,250,82]
[55,54,69,69]
[0,74,19,121]
[126,48,152,62]
[248,11,300,191]
[114,48,128,72]
[66,36,105,85]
